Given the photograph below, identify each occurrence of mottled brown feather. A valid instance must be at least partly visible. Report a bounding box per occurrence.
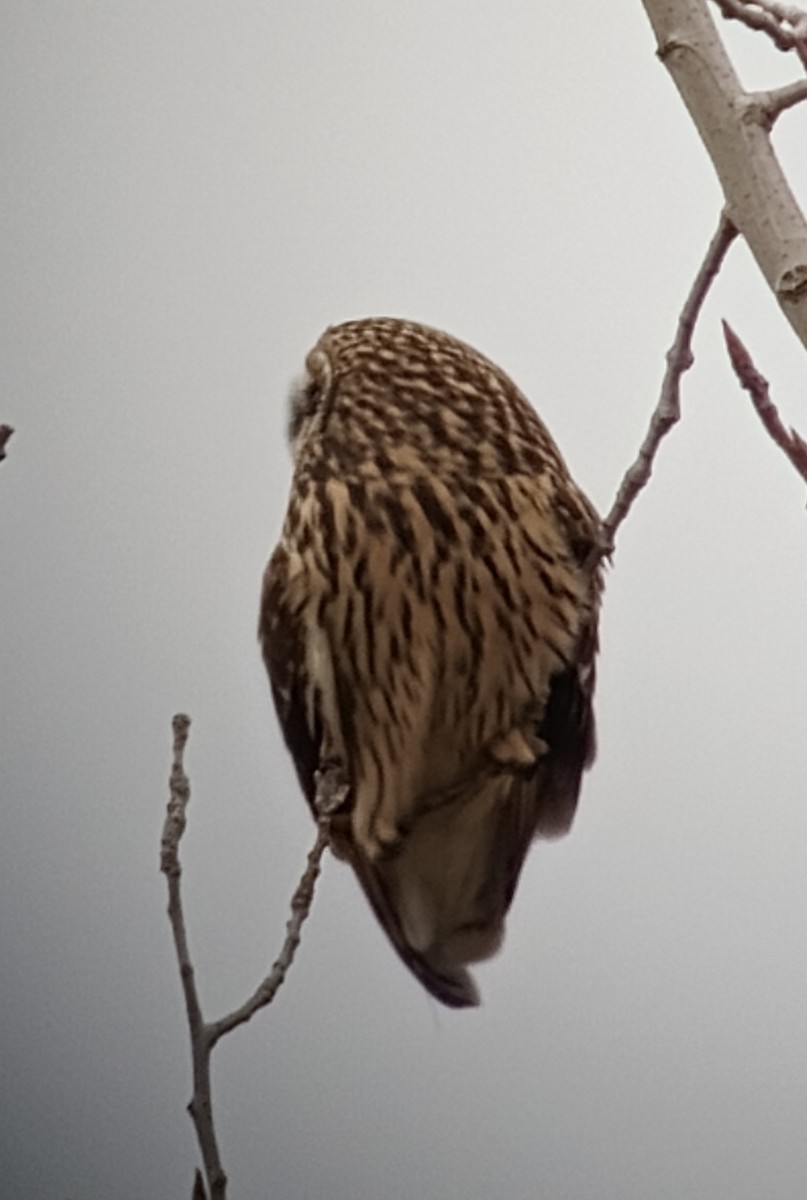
[260,318,602,1007]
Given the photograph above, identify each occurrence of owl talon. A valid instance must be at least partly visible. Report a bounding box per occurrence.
[314,762,351,816]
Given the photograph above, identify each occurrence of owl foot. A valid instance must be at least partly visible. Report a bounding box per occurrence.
[314,761,351,816]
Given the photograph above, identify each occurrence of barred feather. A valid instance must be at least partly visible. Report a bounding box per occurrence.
[260,318,602,1007]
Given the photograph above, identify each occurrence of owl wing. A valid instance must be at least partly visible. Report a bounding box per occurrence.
[351,648,599,1009]
[529,482,601,837]
[259,539,484,1007]
[527,627,598,839]
[260,483,600,1010]
[259,543,321,816]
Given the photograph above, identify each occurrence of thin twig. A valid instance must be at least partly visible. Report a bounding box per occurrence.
[598,212,738,558]
[713,0,796,50]
[712,0,807,66]
[722,319,807,481]
[750,0,807,42]
[0,424,13,462]
[161,715,227,1200]
[162,715,331,1199]
[209,821,329,1043]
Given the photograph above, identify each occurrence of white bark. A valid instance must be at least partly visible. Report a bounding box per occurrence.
[641,0,807,349]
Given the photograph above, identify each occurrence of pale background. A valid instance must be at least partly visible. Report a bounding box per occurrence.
[2,3,807,1198]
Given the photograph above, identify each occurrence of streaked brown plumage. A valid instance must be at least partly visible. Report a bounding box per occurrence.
[259,318,602,1007]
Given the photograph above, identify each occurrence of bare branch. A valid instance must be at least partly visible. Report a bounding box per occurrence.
[161,715,228,1200]
[722,319,807,481]
[0,424,13,462]
[209,818,329,1044]
[599,213,738,555]
[745,0,807,45]
[755,77,807,121]
[713,0,801,52]
[712,0,807,62]
[162,716,331,1196]
[642,0,807,348]
[161,714,192,876]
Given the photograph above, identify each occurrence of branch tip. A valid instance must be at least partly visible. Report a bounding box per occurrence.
[721,320,807,483]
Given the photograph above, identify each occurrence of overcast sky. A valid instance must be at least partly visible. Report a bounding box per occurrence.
[3,3,807,1198]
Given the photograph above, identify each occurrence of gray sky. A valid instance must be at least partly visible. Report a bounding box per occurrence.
[2,3,807,1198]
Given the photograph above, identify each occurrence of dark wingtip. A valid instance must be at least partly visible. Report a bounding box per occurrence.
[410,957,481,1009]
[344,839,484,1009]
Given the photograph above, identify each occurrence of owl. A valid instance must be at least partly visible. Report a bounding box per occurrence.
[259,318,602,1007]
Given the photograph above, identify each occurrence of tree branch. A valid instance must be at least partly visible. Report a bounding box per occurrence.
[712,0,807,60]
[754,77,807,121]
[641,0,807,349]
[598,212,738,555]
[161,715,227,1200]
[209,821,329,1044]
[722,319,807,480]
[161,715,330,1199]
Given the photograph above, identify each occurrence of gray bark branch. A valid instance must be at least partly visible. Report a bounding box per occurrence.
[642,0,807,348]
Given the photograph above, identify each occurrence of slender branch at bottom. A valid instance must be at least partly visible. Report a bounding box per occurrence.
[161,715,330,1199]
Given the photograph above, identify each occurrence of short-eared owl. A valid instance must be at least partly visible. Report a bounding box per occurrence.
[260,318,602,1007]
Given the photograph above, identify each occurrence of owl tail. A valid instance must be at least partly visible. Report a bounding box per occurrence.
[346,771,541,1008]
